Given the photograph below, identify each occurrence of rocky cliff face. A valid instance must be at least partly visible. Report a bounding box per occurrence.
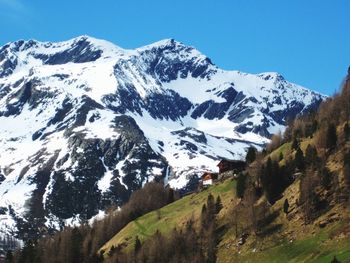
[0,35,325,238]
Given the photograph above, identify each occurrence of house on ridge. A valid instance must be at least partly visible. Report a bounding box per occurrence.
[217,159,246,179]
[201,172,218,186]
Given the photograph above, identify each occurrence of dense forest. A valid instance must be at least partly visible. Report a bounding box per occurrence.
[3,68,350,263]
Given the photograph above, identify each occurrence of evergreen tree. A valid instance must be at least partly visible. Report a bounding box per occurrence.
[70,227,83,263]
[18,240,38,263]
[343,151,350,164]
[299,170,320,223]
[279,152,284,161]
[292,138,299,150]
[343,163,350,187]
[344,122,350,141]
[215,195,223,214]
[305,118,318,138]
[245,147,256,164]
[283,199,289,214]
[326,123,337,150]
[167,188,175,204]
[236,172,247,198]
[134,236,141,255]
[343,152,350,187]
[261,158,283,203]
[331,255,341,263]
[320,166,332,190]
[305,144,318,168]
[294,147,305,171]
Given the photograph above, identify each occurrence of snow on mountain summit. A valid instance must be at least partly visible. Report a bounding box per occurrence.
[0,36,325,238]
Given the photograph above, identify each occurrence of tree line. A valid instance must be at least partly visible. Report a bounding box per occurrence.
[104,193,223,263]
[6,182,176,263]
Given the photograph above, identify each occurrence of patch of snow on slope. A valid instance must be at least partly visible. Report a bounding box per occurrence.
[79,109,120,140]
[163,75,225,104]
[98,157,112,192]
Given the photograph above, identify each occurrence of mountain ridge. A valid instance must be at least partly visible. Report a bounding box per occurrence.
[0,35,325,238]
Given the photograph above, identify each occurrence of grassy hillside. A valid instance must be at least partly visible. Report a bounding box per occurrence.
[101,176,350,262]
[100,137,350,262]
[217,179,350,263]
[100,179,237,255]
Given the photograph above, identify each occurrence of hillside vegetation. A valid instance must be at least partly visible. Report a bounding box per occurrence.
[100,179,236,254]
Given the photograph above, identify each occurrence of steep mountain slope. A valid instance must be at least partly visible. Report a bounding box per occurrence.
[99,177,350,263]
[0,35,324,236]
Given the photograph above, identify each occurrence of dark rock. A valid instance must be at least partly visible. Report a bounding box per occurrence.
[172,128,207,144]
[145,90,192,120]
[72,96,104,128]
[47,98,73,126]
[34,37,102,65]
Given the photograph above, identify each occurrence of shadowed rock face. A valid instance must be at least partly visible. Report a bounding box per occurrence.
[139,39,216,82]
[0,36,325,238]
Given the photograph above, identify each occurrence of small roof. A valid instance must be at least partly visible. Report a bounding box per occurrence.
[201,171,216,178]
[217,159,245,166]
[203,174,212,180]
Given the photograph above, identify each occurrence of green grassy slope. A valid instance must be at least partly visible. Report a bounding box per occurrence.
[100,179,237,254]
[100,137,350,262]
[218,220,350,263]
[101,174,350,262]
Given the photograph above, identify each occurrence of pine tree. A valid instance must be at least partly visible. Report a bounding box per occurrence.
[299,170,320,223]
[283,199,289,214]
[215,195,223,214]
[70,227,83,263]
[331,255,341,263]
[344,151,350,164]
[343,152,350,188]
[279,152,284,161]
[344,122,350,141]
[236,172,247,198]
[344,163,350,186]
[134,236,141,255]
[320,166,332,190]
[261,158,284,203]
[167,188,175,204]
[246,147,256,164]
[305,144,318,168]
[326,123,337,150]
[294,147,305,171]
[18,240,37,263]
[292,138,299,150]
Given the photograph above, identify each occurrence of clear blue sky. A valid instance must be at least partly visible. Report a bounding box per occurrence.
[0,0,349,95]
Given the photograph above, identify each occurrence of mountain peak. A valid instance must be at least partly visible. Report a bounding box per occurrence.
[0,36,326,236]
[258,72,285,81]
[148,38,181,47]
[136,38,188,52]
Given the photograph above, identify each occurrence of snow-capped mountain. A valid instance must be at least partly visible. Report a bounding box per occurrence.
[0,35,324,238]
